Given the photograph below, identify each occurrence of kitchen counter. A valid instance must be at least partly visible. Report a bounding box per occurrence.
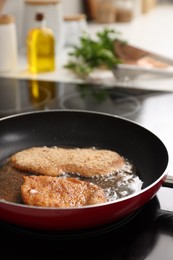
[1,3,173,91]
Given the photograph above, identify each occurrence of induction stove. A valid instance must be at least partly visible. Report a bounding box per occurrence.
[0,77,173,259]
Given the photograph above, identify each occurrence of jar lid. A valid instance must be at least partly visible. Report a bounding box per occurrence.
[25,0,61,5]
[0,14,15,25]
[64,14,86,22]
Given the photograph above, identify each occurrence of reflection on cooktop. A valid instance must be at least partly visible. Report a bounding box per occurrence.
[59,91,141,120]
[0,78,56,117]
[0,77,146,120]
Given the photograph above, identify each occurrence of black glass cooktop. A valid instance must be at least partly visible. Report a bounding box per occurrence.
[0,77,173,259]
[0,76,164,120]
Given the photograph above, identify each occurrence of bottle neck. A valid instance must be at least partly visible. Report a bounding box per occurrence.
[40,18,47,29]
[35,13,47,29]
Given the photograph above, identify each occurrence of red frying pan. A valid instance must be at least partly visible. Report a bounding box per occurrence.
[0,109,169,231]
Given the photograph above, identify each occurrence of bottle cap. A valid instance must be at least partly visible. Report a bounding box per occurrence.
[35,12,44,21]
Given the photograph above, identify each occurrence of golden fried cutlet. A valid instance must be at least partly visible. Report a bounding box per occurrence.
[21,175,107,207]
[10,146,125,177]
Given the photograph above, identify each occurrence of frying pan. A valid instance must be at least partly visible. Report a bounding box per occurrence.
[0,109,169,231]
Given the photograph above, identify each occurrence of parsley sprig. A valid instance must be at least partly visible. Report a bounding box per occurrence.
[64,28,126,79]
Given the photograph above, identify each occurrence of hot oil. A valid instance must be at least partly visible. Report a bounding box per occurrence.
[0,162,29,203]
[61,159,143,202]
[0,147,143,205]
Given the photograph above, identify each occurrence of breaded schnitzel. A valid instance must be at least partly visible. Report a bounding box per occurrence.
[10,146,125,177]
[21,175,107,207]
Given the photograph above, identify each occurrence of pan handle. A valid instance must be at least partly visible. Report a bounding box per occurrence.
[163,176,173,188]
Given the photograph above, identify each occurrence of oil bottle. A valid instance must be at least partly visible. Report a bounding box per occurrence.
[26,12,55,73]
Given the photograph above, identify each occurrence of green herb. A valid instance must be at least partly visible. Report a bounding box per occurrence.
[64,28,126,79]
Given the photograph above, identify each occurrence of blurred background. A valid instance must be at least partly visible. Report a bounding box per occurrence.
[0,0,171,52]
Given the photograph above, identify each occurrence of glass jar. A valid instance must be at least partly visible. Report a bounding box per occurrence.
[115,0,134,22]
[96,0,116,23]
[63,14,87,47]
[0,14,18,72]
